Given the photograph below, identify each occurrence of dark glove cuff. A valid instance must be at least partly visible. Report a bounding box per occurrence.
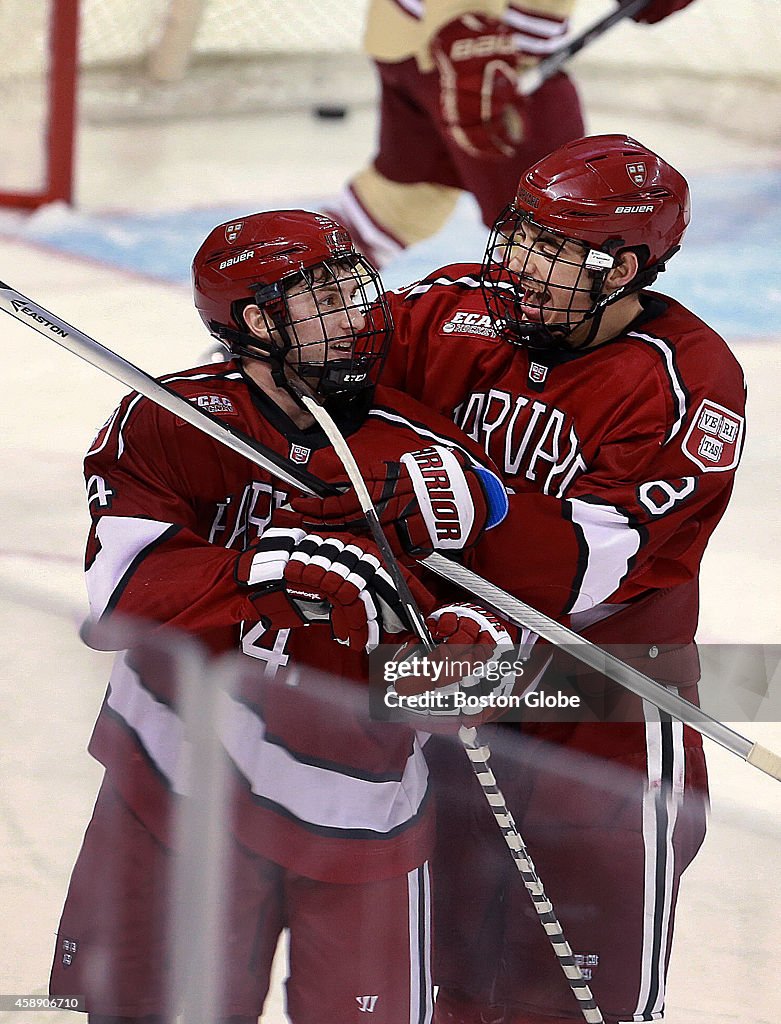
[247,584,309,630]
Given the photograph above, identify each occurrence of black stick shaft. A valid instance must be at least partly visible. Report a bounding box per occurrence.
[518,0,653,95]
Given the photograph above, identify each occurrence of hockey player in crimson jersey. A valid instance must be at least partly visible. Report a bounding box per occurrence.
[293,137,746,1023]
[48,211,516,1024]
[325,0,697,267]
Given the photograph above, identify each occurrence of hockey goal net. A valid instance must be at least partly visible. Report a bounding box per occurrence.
[1,0,779,208]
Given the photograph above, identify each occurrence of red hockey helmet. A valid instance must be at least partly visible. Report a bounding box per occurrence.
[192,210,392,395]
[482,134,691,349]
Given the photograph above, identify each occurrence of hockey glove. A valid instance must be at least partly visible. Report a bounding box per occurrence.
[631,0,696,24]
[389,603,518,730]
[238,528,434,653]
[291,445,508,556]
[430,14,526,160]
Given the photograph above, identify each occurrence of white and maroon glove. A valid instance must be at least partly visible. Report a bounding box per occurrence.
[390,603,519,729]
[237,527,433,653]
[430,14,526,159]
[291,445,508,556]
[427,601,514,648]
[631,0,696,23]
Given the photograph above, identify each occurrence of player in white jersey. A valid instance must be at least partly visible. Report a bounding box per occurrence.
[325,0,697,266]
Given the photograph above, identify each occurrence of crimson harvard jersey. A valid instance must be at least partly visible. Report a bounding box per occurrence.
[383,263,746,631]
[82,363,488,883]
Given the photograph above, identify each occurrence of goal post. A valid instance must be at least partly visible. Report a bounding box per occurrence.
[0,0,78,209]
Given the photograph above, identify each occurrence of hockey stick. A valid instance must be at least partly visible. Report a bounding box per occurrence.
[0,281,333,498]
[285,379,605,1024]
[518,0,654,95]
[455,722,602,1022]
[3,280,777,782]
[422,554,781,783]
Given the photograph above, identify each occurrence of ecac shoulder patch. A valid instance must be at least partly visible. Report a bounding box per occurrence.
[190,394,237,416]
[439,310,497,339]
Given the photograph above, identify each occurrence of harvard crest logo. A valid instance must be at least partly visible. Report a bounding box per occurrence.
[682,399,744,472]
[529,361,548,384]
[225,221,244,243]
[626,162,647,187]
[290,443,312,465]
[324,226,352,256]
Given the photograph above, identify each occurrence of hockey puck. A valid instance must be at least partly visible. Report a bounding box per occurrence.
[314,105,348,120]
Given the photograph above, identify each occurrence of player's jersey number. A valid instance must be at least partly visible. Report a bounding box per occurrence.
[241,621,292,677]
[637,477,697,517]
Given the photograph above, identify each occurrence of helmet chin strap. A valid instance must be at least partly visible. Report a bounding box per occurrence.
[264,315,316,409]
[563,248,624,350]
[231,280,304,405]
[570,304,606,350]
[567,271,630,350]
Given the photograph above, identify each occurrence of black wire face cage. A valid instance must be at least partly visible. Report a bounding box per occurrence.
[481,206,616,351]
[257,255,392,396]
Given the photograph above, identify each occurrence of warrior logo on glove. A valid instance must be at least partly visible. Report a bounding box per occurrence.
[401,446,488,548]
[293,444,508,557]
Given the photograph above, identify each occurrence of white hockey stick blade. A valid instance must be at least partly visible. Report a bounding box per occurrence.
[0,281,331,497]
[518,0,653,95]
[422,553,781,781]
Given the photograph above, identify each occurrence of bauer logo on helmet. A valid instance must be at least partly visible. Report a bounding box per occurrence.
[218,250,254,271]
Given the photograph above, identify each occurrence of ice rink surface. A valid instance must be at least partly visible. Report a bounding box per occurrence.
[0,96,779,1024]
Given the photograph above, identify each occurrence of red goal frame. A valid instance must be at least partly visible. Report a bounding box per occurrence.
[0,0,78,209]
